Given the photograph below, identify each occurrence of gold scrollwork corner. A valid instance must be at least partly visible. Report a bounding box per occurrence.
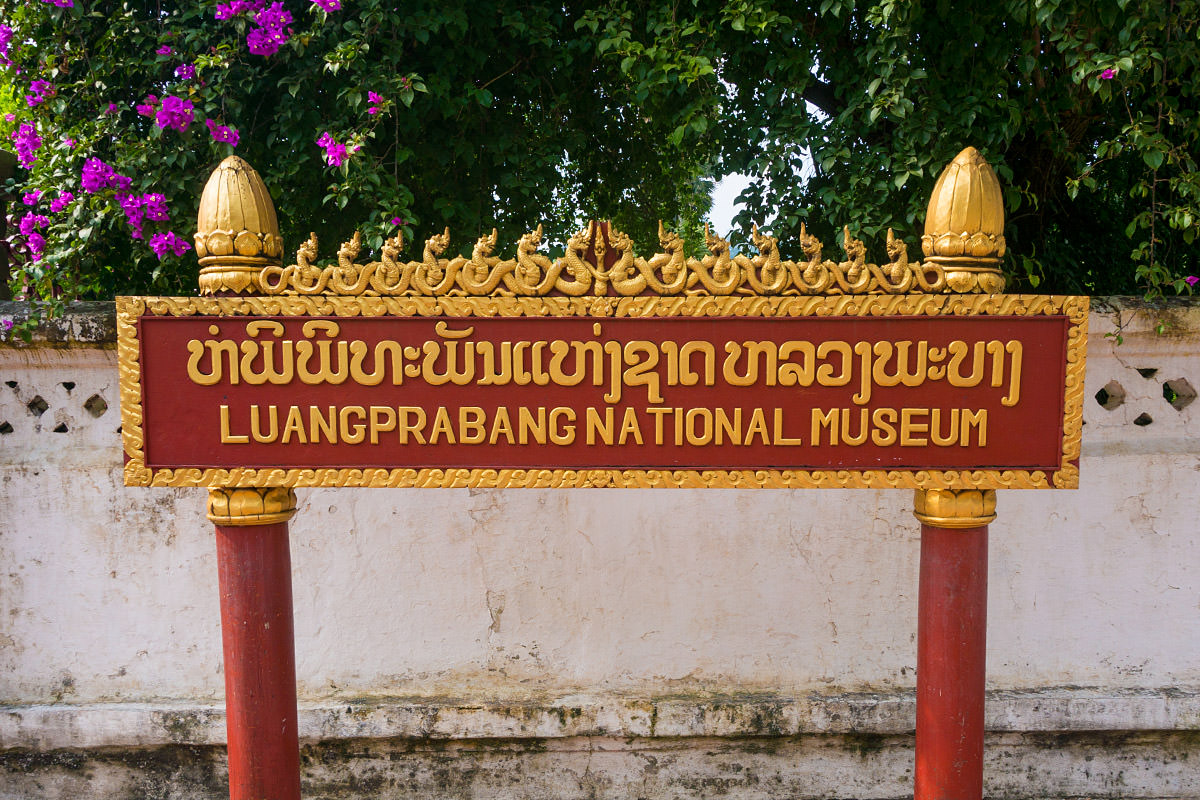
[913,489,997,529]
[207,487,298,526]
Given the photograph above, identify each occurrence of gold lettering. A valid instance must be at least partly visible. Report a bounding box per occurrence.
[815,341,852,387]
[340,406,366,444]
[369,406,396,444]
[900,408,929,446]
[428,406,456,444]
[685,408,713,446]
[772,408,802,445]
[518,407,546,445]
[296,320,348,385]
[870,408,898,446]
[618,407,643,445]
[623,341,663,402]
[459,407,486,444]
[239,321,293,386]
[1002,341,1022,407]
[840,406,869,446]
[947,340,986,387]
[280,405,307,444]
[811,408,838,446]
[310,406,338,443]
[586,407,614,445]
[349,341,404,386]
[219,405,249,444]
[187,337,239,385]
[250,404,278,444]
[777,341,816,386]
[646,407,670,444]
[488,407,515,444]
[715,408,741,445]
[930,408,959,446]
[961,409,987,446]
[398,407,427,444]
[549,407,575,445]
[745,408,769,445]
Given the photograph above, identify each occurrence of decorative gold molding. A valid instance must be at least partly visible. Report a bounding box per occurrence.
[116,293,1088,491]
[256,220,997,299]
[207,487,298,526]
[913,488,997,528]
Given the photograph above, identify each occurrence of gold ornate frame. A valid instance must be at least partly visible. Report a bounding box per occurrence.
[117,293,1087,490]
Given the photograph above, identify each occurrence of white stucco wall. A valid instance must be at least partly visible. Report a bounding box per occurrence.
[1,298,1198,796]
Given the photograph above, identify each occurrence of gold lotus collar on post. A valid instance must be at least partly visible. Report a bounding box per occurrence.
[195,156,284,296]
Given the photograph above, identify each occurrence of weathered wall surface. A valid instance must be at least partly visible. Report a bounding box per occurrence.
[1,298,1198,798]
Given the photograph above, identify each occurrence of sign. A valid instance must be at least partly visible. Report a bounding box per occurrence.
[117,293,1087,489]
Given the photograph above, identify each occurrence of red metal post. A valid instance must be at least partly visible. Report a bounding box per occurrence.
[209,488,302,800]
[913,489,995,800]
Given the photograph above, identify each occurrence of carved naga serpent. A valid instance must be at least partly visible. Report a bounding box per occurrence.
[260,220,972,298]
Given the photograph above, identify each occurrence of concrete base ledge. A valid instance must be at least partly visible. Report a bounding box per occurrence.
[3,687,1198,751]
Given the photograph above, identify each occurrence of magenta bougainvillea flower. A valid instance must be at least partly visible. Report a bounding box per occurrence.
[316,131,349,166]
[155,45,172,56]
[205,119,241,147]
[155,96,194,132]
[1100,68,1115,79]
[136,94,159,117]
[26,80,54,107]
[246,2,293,56]
[11,123,42,168]
[49,192,74,213]
[1186,276,1199,287]
[80,157,132,194]
[174,63,196,80]
[314,0,342,11]
[149,231,191,259]
[22,190,41,205]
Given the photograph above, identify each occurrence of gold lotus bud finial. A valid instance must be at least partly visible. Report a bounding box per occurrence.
[921,146,1006,293]
[195,156,283,295]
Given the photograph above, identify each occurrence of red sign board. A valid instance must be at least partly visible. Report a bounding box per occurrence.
[118,298,1085,489]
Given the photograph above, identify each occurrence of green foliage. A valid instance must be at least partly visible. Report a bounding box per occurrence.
[3,0,1199,302]
[0,0,716,303]
[584,0,1200,296]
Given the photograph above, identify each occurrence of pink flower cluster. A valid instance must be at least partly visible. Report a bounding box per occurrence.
[315,0,342,11]
[205,119,241,147]
[18,212,50,260]
[367,91,384,115]
[38,0,73,7]
[136,94,159,117]
[26,80,53,107]
[0,24,13,67]
[247,3,294,56]
[174,63,196,80]
[317,132,348,166]
[49,192,74,213]
[157,96,195,132]
[215,0,257,19]
[149,231,190,260]
[11,123,41,168]
[81,157,132,193]
[136,95,195,132]
[22,190,41,205]
[156,45,173,56]
[1186,276,1199,287]
[117,191,170,239]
